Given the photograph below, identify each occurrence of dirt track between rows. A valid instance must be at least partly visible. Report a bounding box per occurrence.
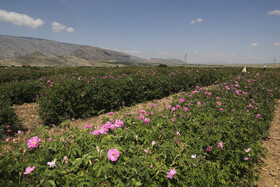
[256,99,280,186]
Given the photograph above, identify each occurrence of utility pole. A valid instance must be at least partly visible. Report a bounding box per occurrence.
[184,53,187,63]
[274,58,276,64]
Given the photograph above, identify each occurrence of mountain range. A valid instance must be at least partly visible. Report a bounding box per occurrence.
[0,35,186,67]
[0,35,146,67]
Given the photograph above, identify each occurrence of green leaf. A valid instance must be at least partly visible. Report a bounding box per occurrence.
[46,180,56,187]
[96,167,102,177]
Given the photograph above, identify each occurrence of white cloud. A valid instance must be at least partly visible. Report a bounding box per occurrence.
[273,42,280,46]
[52,21,74,33]
[0,9,44,29]
[250,43,259,47]
[196,18,203,23]
[190,18,203,24]
[112,48,142,55]
[52,21,66,32]
[66,27,74,33]
[268,10,280,16]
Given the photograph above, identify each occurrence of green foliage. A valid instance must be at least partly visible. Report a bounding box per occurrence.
[1,69,280,186]
[0,98,21,139]
[0,80,41,105]
[37,67,241,124]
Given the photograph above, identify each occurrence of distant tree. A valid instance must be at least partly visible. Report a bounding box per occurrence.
[158,64,168,67]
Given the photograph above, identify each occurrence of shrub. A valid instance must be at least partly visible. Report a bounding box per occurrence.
[0,98,21,139]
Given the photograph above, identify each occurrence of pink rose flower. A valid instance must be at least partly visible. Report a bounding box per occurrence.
[23,166,35,175]
[179,98,185,103]
[84,124,92,129]
[218,141,223,149]
[107,149,120,161]
[167,168,176,179]
[139,110,146,114]
[139,114,145,120]
[235,90,240,95]
[144,118,150,124]
[91,130,101,135]
[27,136,41,149]
[183,107,188,112]
[114,119,124,128]
[206,146,212,152]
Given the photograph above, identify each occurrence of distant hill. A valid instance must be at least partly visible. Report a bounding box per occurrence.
[0,35,81,59]
[0,52,93,67]
[0,35,145,67]
[71,46,131,62]
[148,58,186,64]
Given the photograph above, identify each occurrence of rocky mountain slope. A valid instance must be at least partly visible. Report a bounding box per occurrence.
[0,35,144,66]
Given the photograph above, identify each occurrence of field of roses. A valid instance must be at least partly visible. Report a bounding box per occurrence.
[0,67,240,132]
[1,67,280,186]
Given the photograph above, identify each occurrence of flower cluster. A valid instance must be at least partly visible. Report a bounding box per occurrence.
[91,119,124,135]
[167,168,176,179]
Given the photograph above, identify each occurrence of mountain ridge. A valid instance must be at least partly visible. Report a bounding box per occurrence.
[0,35,145,66]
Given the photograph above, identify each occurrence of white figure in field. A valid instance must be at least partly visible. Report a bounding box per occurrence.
[242,66,247,73]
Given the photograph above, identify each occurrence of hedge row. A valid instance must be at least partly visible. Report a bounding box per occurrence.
[38,67,241,125]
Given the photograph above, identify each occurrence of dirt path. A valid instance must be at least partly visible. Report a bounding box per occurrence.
[256,99,280,186]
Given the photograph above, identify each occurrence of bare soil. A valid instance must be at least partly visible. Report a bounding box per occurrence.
[255,99,280,187]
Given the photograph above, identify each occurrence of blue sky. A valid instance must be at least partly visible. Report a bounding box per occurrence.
[0,0,280,64]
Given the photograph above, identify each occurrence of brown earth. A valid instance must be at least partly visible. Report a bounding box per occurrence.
[8,88,280,185]
[256,99,280,187]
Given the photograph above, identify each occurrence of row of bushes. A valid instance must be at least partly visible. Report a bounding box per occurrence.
[37,67,241,124]
[1,71,279,185]
[0,67,243,106]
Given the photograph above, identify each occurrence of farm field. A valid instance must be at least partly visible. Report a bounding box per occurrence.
[1,67,280,186]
